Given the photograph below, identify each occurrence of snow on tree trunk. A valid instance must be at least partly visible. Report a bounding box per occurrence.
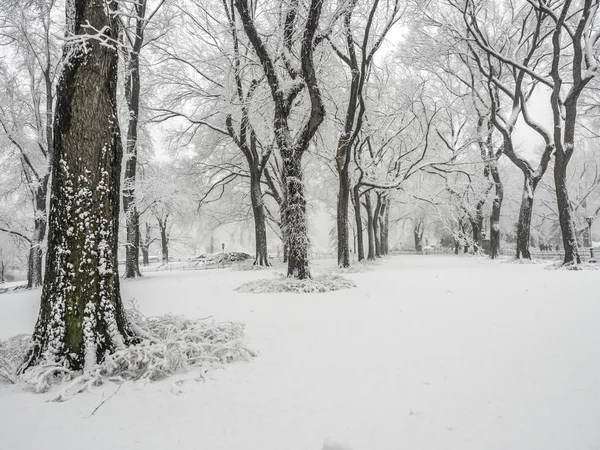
[337,169,351,267]
[282,153,310,279]
[353,184,365,262]
[516,176,536,260]
[554,150,581,265]
[27,195,47,289]
[365,192,375,261]
[23,0,136,372]
[489,164,503,259]
[250,172,270,266]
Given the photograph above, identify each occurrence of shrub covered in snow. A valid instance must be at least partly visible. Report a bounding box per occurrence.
[544,261,600,270]
[236,272,356,294]
[0,335,30,384]
[0,311,255,400]
[501,258,547,264]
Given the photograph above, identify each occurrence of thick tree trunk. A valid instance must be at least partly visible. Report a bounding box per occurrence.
[250,172,270,266]
[158,222,169,264]
[365,192,375,260]
[282,153,310,279]
[516,177,535,259]
[23,0,136,372]
[555,151,581,264]
[489,164,503,259]
[353,184,365,261]
[336,168,351,267]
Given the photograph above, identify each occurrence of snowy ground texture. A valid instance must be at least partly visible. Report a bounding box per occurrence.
[1,255,599,450]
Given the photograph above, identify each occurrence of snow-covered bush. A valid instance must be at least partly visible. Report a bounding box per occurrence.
[0,311,255,400]
[0,335,31,384]
[501,258,547,264]
[236,272,356,294]
[544,261,600,270]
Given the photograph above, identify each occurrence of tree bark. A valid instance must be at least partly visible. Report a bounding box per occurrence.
[489,163,503,259]
[373,193,382,258]
[282,153,310,278]
[353,183,365,261]
[122,2,145,280]
[157,216,169,264]
[554,150,581,264]
[515,176,536,259]
[23,0,136,372]
[365,192,375,260]
[250,171,270,266]
[414,218,424,253]
[337,167,351,267]
[27,186,47,288]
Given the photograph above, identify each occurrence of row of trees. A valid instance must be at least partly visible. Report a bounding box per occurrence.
[0,0,598,370]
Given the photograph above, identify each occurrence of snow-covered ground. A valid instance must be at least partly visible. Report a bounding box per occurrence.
[1,255,599,450]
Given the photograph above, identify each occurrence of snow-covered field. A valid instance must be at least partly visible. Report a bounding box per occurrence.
[1,255,599,450]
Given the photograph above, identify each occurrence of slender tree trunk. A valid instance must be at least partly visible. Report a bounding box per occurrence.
[516,176,535,259]
[489,163,503,259]
[378,197,388,256]
[282,153,310,279]
[123,46,142,279]
[250,172,270,266]
[365,192,375,260]
[353,184,365,261]
[373,194,382,258]
[23,0,136,372]
[414,219,424,253]
[383,198,390,255]
[337,167,351,267]
[555,150,581,264]
[27,185,47,288]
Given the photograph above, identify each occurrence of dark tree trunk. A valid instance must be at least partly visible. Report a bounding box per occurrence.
[282,153,310,279]
[157,217,169,264]
[383,197,390,255]
[365,192,375,260]
[337,167,351,267]
[27,191,47,289]
[373,193,382,258]
[378,196,388,256]
[555,150,581,264]
[23,0,136,372]
[122,0,146,279]
[414,219,424,253]
[516,176,536,259]
[140,222,151,266]
[250,172,270,266]
[489,164,503,259]
[353,183,365,261]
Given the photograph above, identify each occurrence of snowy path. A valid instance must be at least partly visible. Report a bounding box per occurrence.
[1,256,599,450]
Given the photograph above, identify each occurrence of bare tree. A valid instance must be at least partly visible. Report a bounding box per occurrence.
[234,0,327,279]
